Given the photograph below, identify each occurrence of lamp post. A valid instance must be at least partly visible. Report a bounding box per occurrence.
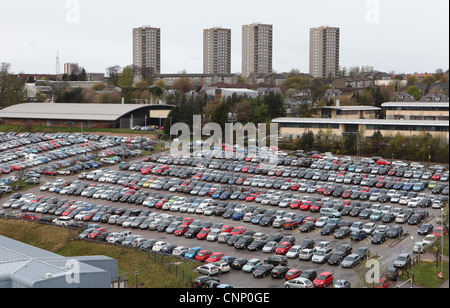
[135,271,139,288]
[411,236,414,282]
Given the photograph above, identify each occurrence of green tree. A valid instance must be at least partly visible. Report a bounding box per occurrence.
[343,133,358,155]
[407,75,419,86]
[118,66,134,88]
[0,63,26,108]
[406,85,422,101]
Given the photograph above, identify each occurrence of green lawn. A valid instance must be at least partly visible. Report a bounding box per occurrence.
[403,260,449,288]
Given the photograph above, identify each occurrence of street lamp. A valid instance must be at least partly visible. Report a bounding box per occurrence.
[135,271,139,288]
[411,236,414,282]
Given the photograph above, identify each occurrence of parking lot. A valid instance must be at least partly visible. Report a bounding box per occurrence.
[1,131,448,288]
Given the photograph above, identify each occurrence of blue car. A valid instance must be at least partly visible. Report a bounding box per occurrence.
[219,191,232,200]
[232,211,245,220]
[402,183,414,191]
[185,247,202,259]
[251,214,265,225]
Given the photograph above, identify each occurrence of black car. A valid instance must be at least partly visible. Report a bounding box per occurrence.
[185,226,203,238]
[192,276,220,288]
[264,255,288,266]
[334,227,351,239]
[299,270,317,282]
[297,238,315,249]
[271,266,290,279]
[382,213,396,223]
[328,251,346,266]
[408,214,422,225]
[234,236,254,249]
[321,223,338,235]
[418,198,432,208]
[253,264,275,278]
[371,231,387,244]
[231,257,248,270]
[260,215,276,227]
[359,209,373,219]
[387,226,403,238]
[247,240,267,251]
[299,221,316,232]
[336,243,352,257]
[418,223,433,235]
[384,267,400,281]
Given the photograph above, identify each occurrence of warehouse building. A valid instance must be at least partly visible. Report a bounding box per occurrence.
[0,103,174,129]
[0,235,119,288]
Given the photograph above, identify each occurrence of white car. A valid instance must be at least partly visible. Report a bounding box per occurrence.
[315,216,330,227]
[407,198,422,208]
[286,245,302,259]
[298,248,315,261]
[423,234,436,246]
[284,277,313,288]
[197,264,220,276]
[152,241,169,252]
[52,216,73,226]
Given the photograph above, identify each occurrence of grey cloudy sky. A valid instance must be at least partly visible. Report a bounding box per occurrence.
[1,0,448,75]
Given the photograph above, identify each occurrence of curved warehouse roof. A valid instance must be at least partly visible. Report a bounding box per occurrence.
[0,103,174,121]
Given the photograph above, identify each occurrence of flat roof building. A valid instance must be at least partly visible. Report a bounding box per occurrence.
[382,102,449,121]
[0,103,174,129]
[0,235,119,288]
[273,117,449,139]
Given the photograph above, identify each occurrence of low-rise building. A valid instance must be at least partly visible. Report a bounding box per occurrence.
[382,102,449,121]
[273,117,449,139]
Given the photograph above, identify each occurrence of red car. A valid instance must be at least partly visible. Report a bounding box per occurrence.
[196,228,211,240]
[245,193,260,202]
[87,227,108,239]
[22,212,39,221]
[285,269,303,281]
[290,200,303,209]
[230,226,247,235]
[205,252,225,264]
[374,278,390,288]
[182,217,194,226]
[283,219,299,230]
[432,173,442,180]
[313,271,334,288]
[221,225,234,233]
[195,250,213,262]
[174,224,190,236]
[44,170,57,176]
[433,227,447,237]
[290,183,301,191]
[376,159,391,165]
[300,201,313,211]
[275,241,293,255]
[310,201,324,212]
[341,190,353,198]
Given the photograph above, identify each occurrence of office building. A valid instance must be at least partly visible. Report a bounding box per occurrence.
[242,23,273,82]
[309,26,340,79]
[133,26,161,78]
[203,27,231,74]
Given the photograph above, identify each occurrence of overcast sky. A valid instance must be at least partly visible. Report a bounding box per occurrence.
[1,0,448,76]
